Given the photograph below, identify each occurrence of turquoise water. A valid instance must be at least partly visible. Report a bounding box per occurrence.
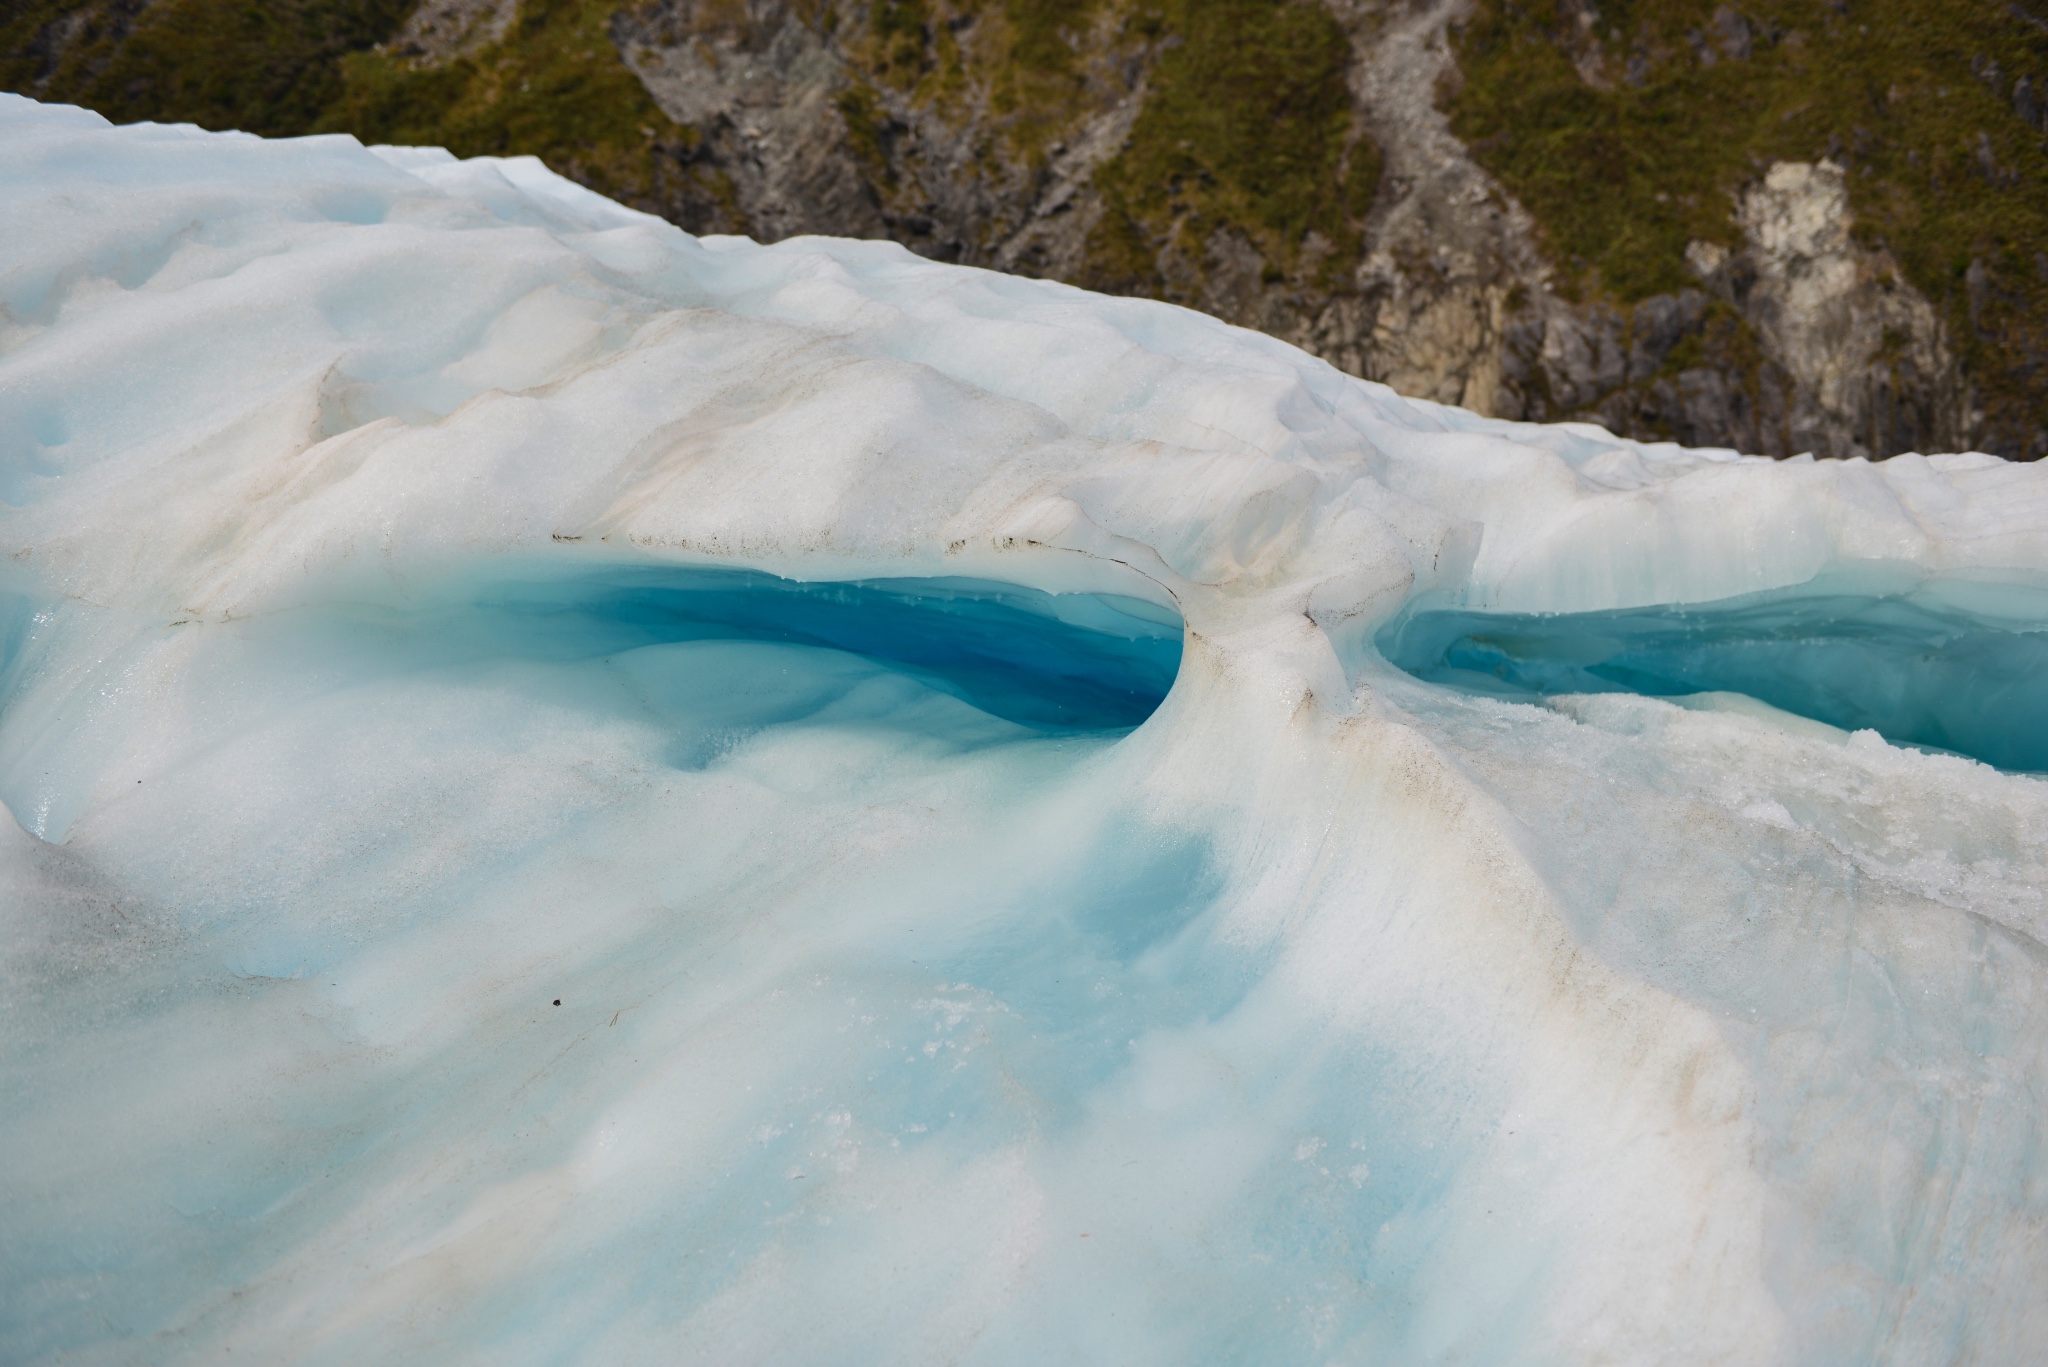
[1376,575,2048,771]
[475,568,1186,733]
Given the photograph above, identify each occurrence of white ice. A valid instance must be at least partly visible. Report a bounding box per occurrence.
[3,94,2046,1365]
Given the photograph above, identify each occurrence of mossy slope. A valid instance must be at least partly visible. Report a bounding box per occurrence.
[1080,0,1379,298]
[1450,0,2048,454]
[1,0,417,135]
[327,0,690,217]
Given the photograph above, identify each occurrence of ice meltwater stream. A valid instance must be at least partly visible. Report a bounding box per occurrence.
[1377,569,2048,772]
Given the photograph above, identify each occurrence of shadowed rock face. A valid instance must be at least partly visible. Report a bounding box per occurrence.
[384,0,522,66]
[2,0,2036,458]
[1723,160,1964,458]
[611,1,890,246]
[603,0,1160,271]
[1499,160,1969,459]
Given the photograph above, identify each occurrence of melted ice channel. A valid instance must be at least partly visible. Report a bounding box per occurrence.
[4,95,2048,1365]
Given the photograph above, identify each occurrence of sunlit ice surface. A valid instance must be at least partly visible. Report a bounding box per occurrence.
[3,93,2048,1364]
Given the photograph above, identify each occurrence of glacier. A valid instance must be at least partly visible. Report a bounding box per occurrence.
[3,92,2047,1365]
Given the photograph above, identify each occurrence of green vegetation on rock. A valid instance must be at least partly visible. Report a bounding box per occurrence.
[1449,0,2048,451]
[1083,0,1377,295]
[326,0,688,214]
[0,0,693,214]
[0,0,416,135]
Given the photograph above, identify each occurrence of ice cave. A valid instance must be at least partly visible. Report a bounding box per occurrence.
[2,95,2046,1364]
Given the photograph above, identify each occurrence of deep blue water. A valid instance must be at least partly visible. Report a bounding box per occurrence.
[481,567,1186,733]
[1376,577,2048,772]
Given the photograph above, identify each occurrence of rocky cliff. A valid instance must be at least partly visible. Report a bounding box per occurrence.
[6,0,2045,458]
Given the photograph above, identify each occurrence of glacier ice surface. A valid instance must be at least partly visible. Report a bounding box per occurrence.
[3,93,2048,1365]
